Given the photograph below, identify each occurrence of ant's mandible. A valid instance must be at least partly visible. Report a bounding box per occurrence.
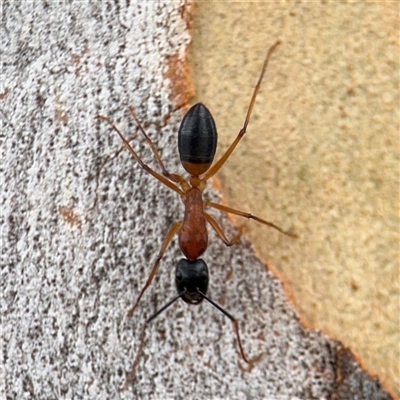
[98,40,296,384]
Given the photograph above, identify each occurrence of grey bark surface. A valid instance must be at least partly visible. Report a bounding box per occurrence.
[1,2,393,399]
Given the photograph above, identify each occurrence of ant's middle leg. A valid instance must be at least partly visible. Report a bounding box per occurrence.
[205,201,297,238]
[127,221,182,318]
[204,213,241,247]
[203,40,281,180]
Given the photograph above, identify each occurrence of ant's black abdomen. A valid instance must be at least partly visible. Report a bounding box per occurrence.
[178,103,218,176]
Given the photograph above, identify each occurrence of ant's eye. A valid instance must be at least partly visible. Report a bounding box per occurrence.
[176,271,183,282]
[200,271,207,281]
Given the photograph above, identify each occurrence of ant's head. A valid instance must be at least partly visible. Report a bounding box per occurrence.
[175,258,209,304]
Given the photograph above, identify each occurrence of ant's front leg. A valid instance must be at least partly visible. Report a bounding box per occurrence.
[127,221,182,318]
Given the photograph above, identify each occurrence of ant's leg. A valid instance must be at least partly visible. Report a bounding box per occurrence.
[127,221,183,318]
[128,106,186,186]
[205,201,297,238]
[203,40,281,180]
[204,213,241,246]
[98,115,185,195]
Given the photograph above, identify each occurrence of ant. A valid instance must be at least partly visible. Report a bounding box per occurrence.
[98,40,296,386]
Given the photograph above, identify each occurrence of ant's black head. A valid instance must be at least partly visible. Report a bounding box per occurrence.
[175,258,209,304]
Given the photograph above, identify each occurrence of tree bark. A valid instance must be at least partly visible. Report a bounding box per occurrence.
[1,1,393,399]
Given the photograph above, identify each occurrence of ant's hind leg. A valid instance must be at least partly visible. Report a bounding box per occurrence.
[98,114,184,196]
[127,221,182,318]
[203,40,281,181]
[128,106,186,186]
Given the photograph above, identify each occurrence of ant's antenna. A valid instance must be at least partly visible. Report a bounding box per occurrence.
[197,289,262,366]
[122,289,261,390]
[121,294,181,391]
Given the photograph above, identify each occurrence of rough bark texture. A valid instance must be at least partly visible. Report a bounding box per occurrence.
[1,2,394,399]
